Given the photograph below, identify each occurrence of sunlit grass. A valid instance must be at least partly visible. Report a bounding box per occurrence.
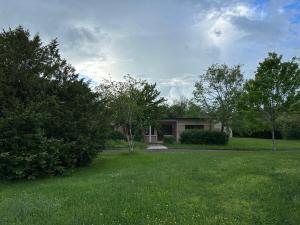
[167,137,300,150]
[1,151,300,224]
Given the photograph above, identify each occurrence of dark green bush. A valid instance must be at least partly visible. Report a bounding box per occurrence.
[134,132,144,142]
[108,130,126,140]
[163,135,175,144]
[180,130,229,145]
[282,122,300,140]
[0,111,101,180]
[0,27,108,180]
[0,112,63,179]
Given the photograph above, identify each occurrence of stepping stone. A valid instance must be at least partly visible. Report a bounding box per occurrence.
[146,144,168,150]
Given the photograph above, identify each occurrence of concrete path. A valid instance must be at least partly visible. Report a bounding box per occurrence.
[146,144,168,150]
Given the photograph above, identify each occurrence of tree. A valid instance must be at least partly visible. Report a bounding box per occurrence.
[278,98,300,139]
[243,53,300,150]
[161,97,204,119]
[97,75,165,152]
[193,64,244,133]
[0,26,108,179]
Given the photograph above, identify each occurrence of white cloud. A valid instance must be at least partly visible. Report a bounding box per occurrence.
[0,0,299,100]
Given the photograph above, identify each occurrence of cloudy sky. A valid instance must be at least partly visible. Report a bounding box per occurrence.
[1,0,300,100]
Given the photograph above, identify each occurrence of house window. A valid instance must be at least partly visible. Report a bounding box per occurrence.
[162,124,173,135]
[145,128,155,135]
[185,125,204,130]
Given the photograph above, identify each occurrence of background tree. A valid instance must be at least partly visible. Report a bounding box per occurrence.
[161,97,204,119]
[97,75,165,152]
[243,53,300,150]
[0,26,108,179]
[193,64,244,133]
[278,98,300,139]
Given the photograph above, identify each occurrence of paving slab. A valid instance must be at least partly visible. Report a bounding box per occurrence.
[146,144,168,150]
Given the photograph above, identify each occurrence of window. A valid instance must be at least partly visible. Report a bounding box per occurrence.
[145,128,155,135]
[162,124,173,135]
[185,125,204,130]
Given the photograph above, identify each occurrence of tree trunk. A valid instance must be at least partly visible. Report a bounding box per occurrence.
[271,123,276,151]
[129,127,132,152]
[127,112,134,153]
[221,123,224,133]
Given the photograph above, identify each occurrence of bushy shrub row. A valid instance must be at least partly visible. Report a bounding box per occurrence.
[180,130,229,145]
[0,111,99,180]
[163,135,175,144]
[108,130,126,140]
[233,130,282,139]
[282,122,300,140]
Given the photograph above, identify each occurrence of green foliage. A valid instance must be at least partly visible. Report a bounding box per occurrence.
[180,129,228,145]
[0,27,108,179]
[282,122,300,140]
[163,135,175,144]
[97,75,165,152]
[161,98,204,119]
[243,53,300,149]
[107,130,126,140]
[278,100,300,140]
[193,64,244,132]
[133,132,144,142]
[0,111,65,179]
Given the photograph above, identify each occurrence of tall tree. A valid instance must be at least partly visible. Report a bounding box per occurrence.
[243,53,300,151]
[193,64,244,133]
[97,75,165,152]
[0,26,108,179]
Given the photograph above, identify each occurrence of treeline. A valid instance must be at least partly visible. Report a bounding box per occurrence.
[163,56,300,150]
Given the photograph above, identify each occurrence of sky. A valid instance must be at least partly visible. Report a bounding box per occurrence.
[0,0,300,100]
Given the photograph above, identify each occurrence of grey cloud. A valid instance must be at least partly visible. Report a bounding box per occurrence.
[0,0,299,99]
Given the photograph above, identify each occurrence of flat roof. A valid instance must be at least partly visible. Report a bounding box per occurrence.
[160,116,211,122]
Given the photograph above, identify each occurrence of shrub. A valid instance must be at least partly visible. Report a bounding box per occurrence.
[0,112,63,179]
[0,27,108,180]
[180,130,229,145]
[0,111,101,180]
[233,130,282,139]
[108,130,126,140]
[282,122,300,140]
[134,132,144,142]
[163,135,175,144]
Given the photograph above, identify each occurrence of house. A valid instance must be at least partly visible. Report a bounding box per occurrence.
[144,117,222,143]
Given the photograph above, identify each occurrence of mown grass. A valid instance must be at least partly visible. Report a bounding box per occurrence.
[1,151,300,225]
[105,139,146,150]
[166,137,300,151]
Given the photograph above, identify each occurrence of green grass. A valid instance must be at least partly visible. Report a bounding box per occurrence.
[166,137,300,151]
[1,151,300,225]
[105,139,146,150]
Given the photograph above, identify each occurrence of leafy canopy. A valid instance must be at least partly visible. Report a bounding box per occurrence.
[193,64,244,132]
[0,26,108,179]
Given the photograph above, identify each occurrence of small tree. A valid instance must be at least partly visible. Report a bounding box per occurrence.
[193,64,244,133]
[244,53,300,151]
[97,75,165,152]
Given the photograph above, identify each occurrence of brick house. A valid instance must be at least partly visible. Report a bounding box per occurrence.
[144,117,223,143]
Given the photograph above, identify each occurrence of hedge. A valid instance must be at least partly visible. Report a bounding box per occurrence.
[163,135,176,144]
[0,112,98,180]
[180,130,229,145]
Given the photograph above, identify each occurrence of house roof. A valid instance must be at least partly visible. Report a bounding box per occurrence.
[160,116,211,122]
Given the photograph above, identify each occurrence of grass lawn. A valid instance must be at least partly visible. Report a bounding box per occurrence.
[105,139,146,150]
[166,137,300,151]
[1,151,300,225]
